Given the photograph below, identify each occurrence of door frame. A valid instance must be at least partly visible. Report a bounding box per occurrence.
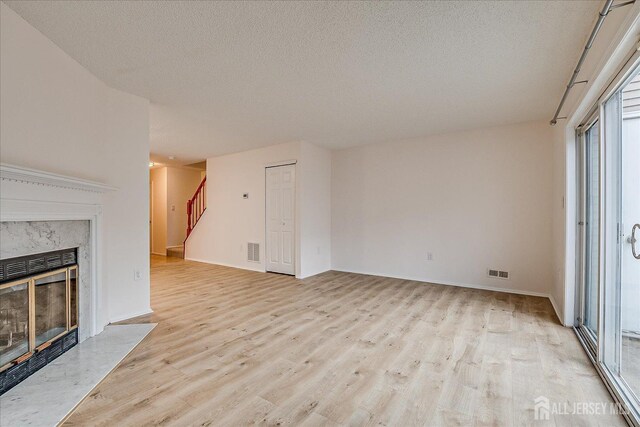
[150,180,154,254]
[264,161,297,276]
[575,111,601,358]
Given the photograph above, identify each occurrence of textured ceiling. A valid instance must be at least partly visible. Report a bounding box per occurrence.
[4,1,601,161]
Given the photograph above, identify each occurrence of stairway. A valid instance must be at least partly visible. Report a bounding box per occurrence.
[166,246,184,259]
[183,176,206,255]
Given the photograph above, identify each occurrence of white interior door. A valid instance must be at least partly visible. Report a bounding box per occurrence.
[266,164,295,275]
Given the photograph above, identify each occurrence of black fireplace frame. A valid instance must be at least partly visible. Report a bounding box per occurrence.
[0,329,78,395]
[0,248,79,395]
[0,248,77,283]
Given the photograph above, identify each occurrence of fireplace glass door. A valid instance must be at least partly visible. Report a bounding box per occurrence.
[69,267,78,328]
[0,281,30,367]
[34,270,68,348]
[0,265,77,371]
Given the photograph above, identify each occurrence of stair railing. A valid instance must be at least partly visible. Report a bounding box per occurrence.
[186,176,206,241]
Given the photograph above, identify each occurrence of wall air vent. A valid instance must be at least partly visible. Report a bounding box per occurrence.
[488,269,509,280]
[247,243,260,263]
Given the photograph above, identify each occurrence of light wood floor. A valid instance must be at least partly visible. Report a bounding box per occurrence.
[64,256,625,426]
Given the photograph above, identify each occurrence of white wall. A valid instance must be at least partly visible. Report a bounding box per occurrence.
[150,167,168,255]
[189,123,554,294]
[332,121,554,296]
[550,124,566,320]
[186,141,332,279]
[0,3,151,325]
[102,87,151,322]
[186,142,301,273]
[166,167,202,247]
[299,142,332,278]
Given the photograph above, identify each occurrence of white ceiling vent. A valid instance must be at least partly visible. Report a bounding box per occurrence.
[247,243,260,263]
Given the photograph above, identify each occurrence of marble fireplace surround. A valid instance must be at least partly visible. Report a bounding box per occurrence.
[0,163,117,340]
[1,221,90,342]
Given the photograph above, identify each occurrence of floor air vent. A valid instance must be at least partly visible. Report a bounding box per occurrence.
[247,243,260,262]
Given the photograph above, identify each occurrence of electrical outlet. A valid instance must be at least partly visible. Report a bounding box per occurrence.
[134,269,142,281]
[426,252,433,261]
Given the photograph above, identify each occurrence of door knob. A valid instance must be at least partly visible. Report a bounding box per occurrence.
[631,224,640,260]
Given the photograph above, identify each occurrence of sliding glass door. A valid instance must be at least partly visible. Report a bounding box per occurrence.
[576,114,601,356]
[580,117,600,345]
[576,64,640,426]
[617,70,640,405]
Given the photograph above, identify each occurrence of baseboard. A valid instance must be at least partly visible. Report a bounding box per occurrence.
[183,256,333,280]
[184,256,265,273]
[331,267,551,298]
[166,245,183,249]
[297,268,332,280]
[548,294,565,326]
[151,251,166,256]
[109,308,154,324]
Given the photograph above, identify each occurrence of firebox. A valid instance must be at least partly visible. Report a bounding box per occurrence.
[0,248,79,395]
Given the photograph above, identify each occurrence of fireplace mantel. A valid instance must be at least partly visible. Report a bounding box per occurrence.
[0,163,115,339]
[0,163,117,193]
